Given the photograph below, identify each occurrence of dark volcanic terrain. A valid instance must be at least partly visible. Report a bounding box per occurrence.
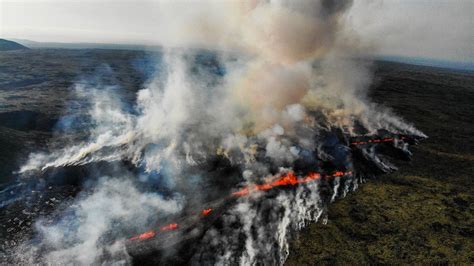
[287,62,474,265]
[0,49,473,264]
[0,49,151,183]
[0,39,29,51]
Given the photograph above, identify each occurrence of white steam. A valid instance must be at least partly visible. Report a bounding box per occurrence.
[15,0,426,265]
[194,180,325,264]
[13,177,183,264]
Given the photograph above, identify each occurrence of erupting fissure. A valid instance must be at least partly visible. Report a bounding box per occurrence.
[350,136,408,146]
[129,223,179,241]
[232,171,351,197]
[127,134,418,243]
[129,170,352,242]
[7,0,429,263]
[202,208,212,216]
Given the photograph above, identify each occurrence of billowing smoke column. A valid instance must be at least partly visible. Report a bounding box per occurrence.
[11,0,425,265]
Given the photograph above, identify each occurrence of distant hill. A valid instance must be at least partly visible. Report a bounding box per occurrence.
[0,39,29,51]
[11,38,151,51]
[380,55,474,72]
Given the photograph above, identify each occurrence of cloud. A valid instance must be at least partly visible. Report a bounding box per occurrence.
[348,0,474,62]
[2,0,471,62]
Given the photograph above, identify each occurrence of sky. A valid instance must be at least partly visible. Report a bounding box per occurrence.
[1,0,473,62]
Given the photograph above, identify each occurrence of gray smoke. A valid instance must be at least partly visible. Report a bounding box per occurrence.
[15,0,425,264]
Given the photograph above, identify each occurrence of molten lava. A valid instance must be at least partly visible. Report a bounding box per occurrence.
[350,136,407,146]
[128,224,179,241]
[129,170,352,242]
[129,230,156,241]
[160,223,178,231]
[202,208,212,216]
[232,171,351,197]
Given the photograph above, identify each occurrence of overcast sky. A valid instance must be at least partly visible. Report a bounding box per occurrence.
[1,0,472,62]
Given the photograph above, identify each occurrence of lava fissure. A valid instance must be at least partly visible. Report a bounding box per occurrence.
[128,170,352,242]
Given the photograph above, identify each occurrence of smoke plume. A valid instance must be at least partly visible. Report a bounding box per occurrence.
[12,0,425,264]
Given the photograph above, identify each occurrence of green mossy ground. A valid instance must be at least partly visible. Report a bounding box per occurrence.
[287,63,474,265]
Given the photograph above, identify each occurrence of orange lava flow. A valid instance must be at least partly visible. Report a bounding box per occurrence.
[129,170,352,241]
[350,137,401,146]
[202,208,212,216]
[128,136,415,241]
[232,187,250,197]
[232,171,351,197]
[160,223,178,231]
[129,230,156,241]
